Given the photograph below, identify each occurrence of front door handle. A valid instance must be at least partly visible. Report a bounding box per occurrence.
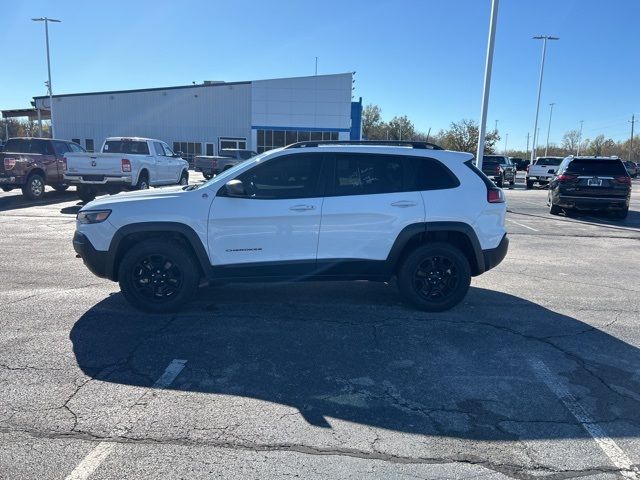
[391,201,417,208]
[289,204,315,211]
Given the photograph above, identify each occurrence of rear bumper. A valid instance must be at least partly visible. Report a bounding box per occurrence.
[527,176,551,182]
[482,234,509,273]
[557,195,629,211]
[73,231,108,278]
[64,174,132,185]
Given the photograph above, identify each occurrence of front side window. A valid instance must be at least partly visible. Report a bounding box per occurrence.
[162,143,174,156]
[153,142,165,156]
[68,142,85,152]
[235,153,322,199]
[52,140,70,155]
[333,153,403,196]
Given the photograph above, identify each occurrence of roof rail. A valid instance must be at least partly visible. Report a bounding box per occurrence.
[284,140,444,150]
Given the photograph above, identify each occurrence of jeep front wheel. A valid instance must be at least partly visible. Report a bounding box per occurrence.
[397,243,471,312]
[118,240,199,313]
[22,173,46,200]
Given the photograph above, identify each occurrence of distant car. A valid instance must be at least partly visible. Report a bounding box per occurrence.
[526,156,564,189]
[623,161,638,178]
[195,149,257,180]
[0,137,85,199]
[548,156,631,218]
[481,155,516,189]
[510,157,530,171]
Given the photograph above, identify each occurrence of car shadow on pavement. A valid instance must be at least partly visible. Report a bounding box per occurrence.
[563,209,640,228]
[70,284,640,441]
[0,190,78,212]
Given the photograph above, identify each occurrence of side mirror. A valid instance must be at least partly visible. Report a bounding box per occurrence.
[220,179,246,197]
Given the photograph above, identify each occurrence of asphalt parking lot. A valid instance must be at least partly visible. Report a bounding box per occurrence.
[1,174,639,479]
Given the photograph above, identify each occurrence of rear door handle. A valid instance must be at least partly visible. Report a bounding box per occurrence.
[391,201,417,208]
[289,204,315,211]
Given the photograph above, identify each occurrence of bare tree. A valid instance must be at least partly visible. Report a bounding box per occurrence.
[561,129,581,153]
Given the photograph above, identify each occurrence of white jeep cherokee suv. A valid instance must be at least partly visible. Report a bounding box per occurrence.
[73,141,508,312]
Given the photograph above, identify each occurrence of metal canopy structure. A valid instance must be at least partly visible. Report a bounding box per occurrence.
[1,108,51,121]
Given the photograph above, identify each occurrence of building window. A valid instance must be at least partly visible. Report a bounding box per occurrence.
[85,139,94,152]
[219,137,247,151]
[206,143,214,156]
[172,141,201,162]
[256,129,339,153]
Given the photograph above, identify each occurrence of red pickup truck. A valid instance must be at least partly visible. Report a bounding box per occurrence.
[0,137,85,200]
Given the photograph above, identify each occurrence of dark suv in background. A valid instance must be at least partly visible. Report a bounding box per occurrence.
[481,155,516,189]
[548,156,631,218]
[0,137,86,200]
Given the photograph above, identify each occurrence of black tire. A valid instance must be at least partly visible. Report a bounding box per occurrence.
[611,208,628,219]
[203,173,213,180]
[496,176,503,188]
[22,173,46,200]
[118,239,200,313]
[179,170,189,186]
[509,179,515,190]
[549,203,561,215]
[1,186,13,192]
[526,179,534,190]
[53,185,69,193]
[77,185,97,203]
[136,171,150,190]
[397,243,471,312]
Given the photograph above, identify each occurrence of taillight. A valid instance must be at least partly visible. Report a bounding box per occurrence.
[121,158,131,172]
[4,157,16,170]
[62,156,68,172]
[557,174,578,182]
[614,175,631,185]
[487,188,505,203]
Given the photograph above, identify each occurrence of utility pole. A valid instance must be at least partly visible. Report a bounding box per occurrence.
[545,102,555,156]
[32,17,61,138]
[494,119,499,132]
[504,133,508,154]
[629,114,635,161]
[577,120,584,155]
[531,35,559,163]
[476,0,500,171]
[314,57,318,76]
[526,132,530,158]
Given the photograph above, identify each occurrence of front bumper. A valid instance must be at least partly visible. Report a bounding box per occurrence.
[482,234,509,272]
[64,174,132,185]
[73,231,109,278]
[556,195,628,211]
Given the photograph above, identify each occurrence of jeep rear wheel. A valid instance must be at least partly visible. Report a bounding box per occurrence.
[77,185,97,203]
[397,243,471,312]
[22,173,46,200]
[118,240,199,313]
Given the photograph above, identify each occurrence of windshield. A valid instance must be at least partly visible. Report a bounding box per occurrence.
[535,157,562,166]
[565,159,627,176]
[103,140,150,155]
[197,150,275,189]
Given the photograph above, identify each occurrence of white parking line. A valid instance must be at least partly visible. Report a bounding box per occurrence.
[65,359,187,480]
[506,218,539,232]
[530,359,639,479]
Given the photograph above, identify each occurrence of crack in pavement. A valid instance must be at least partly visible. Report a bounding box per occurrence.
[0,426,635,480]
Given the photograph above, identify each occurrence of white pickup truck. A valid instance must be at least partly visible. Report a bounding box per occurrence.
[64,137,189,202]
[526,156,564,189]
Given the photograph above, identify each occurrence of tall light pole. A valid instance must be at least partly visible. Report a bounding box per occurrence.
[577,120,584,155]
[629,114,635,162]
[504,133,508,154]
[530,35,559,163]
[476,0,500,171]
[545,102,555,156]
[32,17,61,138]
[494,119,499,132]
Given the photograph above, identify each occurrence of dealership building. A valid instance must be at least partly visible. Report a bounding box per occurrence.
[28,72,361,156]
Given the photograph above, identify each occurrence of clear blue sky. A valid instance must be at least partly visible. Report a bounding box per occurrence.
[1,0,637,149]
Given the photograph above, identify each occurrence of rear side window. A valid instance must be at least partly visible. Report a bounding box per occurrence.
[4,139,52,155]
[333,153,403,196]
[405,157,460,191]
[103,140,150,155]
[564,159,627,176]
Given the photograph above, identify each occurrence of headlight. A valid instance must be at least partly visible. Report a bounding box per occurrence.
[77,210,111,224]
